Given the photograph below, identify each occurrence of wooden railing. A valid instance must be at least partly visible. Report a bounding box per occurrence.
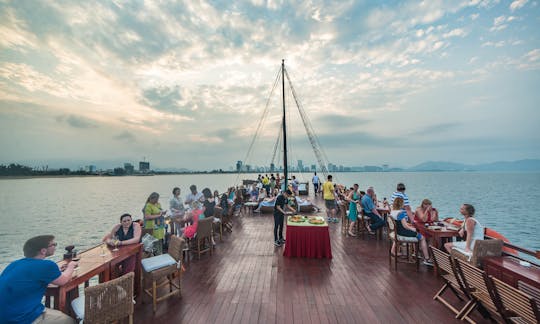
[484,234,540,265]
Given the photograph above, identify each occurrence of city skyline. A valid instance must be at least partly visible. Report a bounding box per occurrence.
[1,1,539,170]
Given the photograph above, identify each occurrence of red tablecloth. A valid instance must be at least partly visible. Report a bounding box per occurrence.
[283,224,332,258]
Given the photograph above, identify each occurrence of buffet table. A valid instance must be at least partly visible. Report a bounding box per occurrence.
[283,216,332,259]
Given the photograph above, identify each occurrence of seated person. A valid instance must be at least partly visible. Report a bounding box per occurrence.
[444,204,484,257]
[0,235,78,324]
[183,201,205,239]
[103,213,142,275]
[414,198,439,223]
[254,196,278,212]
[391,198,433,266]
[360,187,385,234]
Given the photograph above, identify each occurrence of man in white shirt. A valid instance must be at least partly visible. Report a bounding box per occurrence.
[185,184,204,205]
[312,172,320,194]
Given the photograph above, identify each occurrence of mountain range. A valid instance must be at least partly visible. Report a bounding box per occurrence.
[407,159,540,172]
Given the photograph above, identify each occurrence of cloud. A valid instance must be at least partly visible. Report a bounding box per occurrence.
[510,0,528,11]
[443,28,467,38]
[470,13,480,20]
[113,131,136,142]
[56,115,98,129]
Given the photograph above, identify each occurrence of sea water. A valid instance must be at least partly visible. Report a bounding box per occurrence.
[0,171,539,271]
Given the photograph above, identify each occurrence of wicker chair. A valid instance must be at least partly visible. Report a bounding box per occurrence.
[340,201,349,235]
[454,257,503,322]
[451,239,503,268]
[71,272,134,324]
[142,235,184,313]
[213,206,223,241]
[491,276,540,323]
[430,246,475,320]
[386,216,419,271]
[192,216,214,260]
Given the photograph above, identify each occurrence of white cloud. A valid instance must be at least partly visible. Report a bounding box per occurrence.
[470,13,480,20]
[443,28,467,38]
[510,0,529,11]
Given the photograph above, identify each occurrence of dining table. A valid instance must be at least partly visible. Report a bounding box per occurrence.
[415,221,461,249]
[45,242,142,314]
[283,215,332,259]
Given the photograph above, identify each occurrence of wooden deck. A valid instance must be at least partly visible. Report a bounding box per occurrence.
[134,207,489,323]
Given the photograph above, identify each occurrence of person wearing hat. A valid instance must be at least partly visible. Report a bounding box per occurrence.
[390,182,412,219]
[273,189,296,247]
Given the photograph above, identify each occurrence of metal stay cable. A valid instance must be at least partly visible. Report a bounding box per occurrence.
[234,67,281,186]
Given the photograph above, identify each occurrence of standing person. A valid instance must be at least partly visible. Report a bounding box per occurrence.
[143,192,166,253]
[291,175,299,196]
[347,184,360,236]
[312,172,320,194]
[361,187,385,234]
[0,235,78,324]
[445,204,484,255]
[273,189,296,247]
[390,183,412,219]
[185,185,204,205]
[270,174,276,197]
[102,213,142,275]
[169,187,186,236]
[323,175,338,223]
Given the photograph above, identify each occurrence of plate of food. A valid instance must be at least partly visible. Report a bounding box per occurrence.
[289,215,305,223]
[308,217,325,225]
[428,225,442,230]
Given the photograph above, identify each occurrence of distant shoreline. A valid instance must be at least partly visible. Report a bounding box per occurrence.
[1,169,538,180]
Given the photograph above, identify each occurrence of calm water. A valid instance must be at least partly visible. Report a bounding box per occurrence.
[1,172,539,272]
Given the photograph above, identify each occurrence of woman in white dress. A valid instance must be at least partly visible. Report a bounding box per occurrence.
[444,204,484,256]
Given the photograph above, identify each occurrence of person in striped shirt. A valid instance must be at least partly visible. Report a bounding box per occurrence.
[390,183,412,219]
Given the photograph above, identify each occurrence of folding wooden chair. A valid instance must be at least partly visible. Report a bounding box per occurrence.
[430,246,475,320]
[491,276,540,323]
[455,257,504,323]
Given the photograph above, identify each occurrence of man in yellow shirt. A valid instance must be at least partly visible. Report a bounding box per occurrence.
[322,175,338,223]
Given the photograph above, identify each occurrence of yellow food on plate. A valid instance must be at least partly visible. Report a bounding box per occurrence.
[308,217,325,225]
[290,216,304,222]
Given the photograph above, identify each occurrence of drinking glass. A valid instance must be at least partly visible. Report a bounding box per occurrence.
[112,235,119,251]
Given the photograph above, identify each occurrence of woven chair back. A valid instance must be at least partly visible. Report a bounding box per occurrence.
[197,217,214,239]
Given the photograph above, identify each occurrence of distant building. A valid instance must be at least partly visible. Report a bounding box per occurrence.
[297,160,303,171]
[124,163,134,174]
[139,161,150,172]
[270,163,275,172]
[311,164,316,172]
[86,165,97,173]
[236,161,243,172]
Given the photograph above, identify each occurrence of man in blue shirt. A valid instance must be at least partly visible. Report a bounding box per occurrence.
[0,235,78,324]
[361,187,385,233]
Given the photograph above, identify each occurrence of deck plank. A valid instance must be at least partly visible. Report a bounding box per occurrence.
[134,200,490,323]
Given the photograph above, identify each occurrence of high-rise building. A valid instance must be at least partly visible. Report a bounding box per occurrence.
[297,160,303,171]
[139,161,150,172]
[124,163,134,174]
[236,160,243,172]
[311,164,316,171]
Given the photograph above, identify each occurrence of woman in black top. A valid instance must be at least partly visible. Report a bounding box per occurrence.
[102,213,142,274]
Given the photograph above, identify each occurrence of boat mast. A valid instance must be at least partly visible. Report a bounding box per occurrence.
[282,59,288,191]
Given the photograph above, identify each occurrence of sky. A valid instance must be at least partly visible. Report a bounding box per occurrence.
[0,0,539,171]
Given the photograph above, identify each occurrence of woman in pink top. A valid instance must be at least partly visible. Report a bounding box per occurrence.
[183,202,204,239]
